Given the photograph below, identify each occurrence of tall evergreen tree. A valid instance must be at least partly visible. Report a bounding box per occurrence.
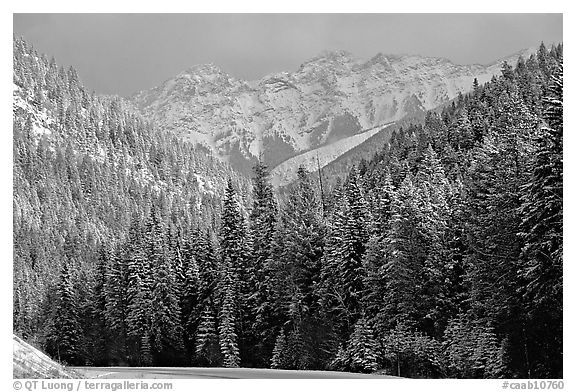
[345,318,379,373]
[218,180,249,365]
[218,272,240,368]
[104,247,130,364]
[320,168,369,344]
[270,328,289,369]
[195,302,221,365]
[125,217,153,365]
[148,209,185,365]
[247,160,278,365]
[48,260,82,365]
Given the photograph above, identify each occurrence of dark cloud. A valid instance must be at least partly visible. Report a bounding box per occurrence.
[13,14,563,97]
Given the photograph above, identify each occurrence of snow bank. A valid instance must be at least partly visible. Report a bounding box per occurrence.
[13,334,78,379]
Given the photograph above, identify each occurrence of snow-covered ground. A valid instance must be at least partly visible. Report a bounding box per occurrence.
[271,123,393,187]
[73,366,399,379]
[13,334,79,378]
[13,83,54,137]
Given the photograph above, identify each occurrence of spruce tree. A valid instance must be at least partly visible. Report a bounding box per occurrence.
[247,160,278,365]
[270,328,288,369]
[339,169,369,323]
[320,168,369,345]
[219,179,249,285]
[362,169,395,329]
[149,224,185,364]
[218,272,240,368]
[217,181,248,366]
[195,302,221,365]
[180,231,201,361]
[49,260,82,365]
[87,245,110,365]
[346,318,379,373]
[443,316,504,378]
[125,217,153,365]
[195,229,218,306]
[104,247,130,364]
[279,166,325,318]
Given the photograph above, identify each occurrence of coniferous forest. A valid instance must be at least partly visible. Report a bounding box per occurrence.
[13,36,563,378]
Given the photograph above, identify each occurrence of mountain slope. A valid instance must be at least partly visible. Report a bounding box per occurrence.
[132,48,535,179]
[271,123,393,187]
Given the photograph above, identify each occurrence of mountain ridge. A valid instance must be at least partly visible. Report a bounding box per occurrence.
[131,47,535,181]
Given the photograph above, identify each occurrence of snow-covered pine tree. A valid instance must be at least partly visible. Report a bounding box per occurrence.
[195,229,218,306]
[180,229,201,359]
[218,179,256,365]
[414,144,454,334]
[330,344,351,371]
[270,328,288,369]
[379,174,424,328]
[267,166,326,368]
[362,168,394,326]
[104,246,130,363]
[48,260,82,365]
[149,229,186,364]
[195,302,221,365]
[443,316,503,378]
[219,179,250,291]
[218,272,240,368]
[320,167,369,343]
[249,160,277,280]
[339,168,369,326]
[247,160,278,365]
[318,183,348,331]
[346,318,379,373]
[125,217,153,365]
[86,245,110,365]
[380,322,436,377]
[285,166,325,312]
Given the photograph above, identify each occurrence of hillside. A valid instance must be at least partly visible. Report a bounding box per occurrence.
[12,37,250,363]
[13,335,79,378]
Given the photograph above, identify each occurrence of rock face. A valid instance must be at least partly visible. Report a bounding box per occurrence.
[131,48,533,177]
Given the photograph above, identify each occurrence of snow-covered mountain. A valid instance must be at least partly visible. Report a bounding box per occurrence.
[131,48,534,180]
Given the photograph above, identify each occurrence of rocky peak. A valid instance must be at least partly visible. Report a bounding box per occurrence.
[131,47,534,179]
[180,63,227,78]
[299,50,358,74]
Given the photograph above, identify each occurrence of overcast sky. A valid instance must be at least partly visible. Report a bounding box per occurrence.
[13,14,563,97]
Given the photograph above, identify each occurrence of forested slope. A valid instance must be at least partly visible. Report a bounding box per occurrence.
[317,43,563,378]
[12,37,249,362]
